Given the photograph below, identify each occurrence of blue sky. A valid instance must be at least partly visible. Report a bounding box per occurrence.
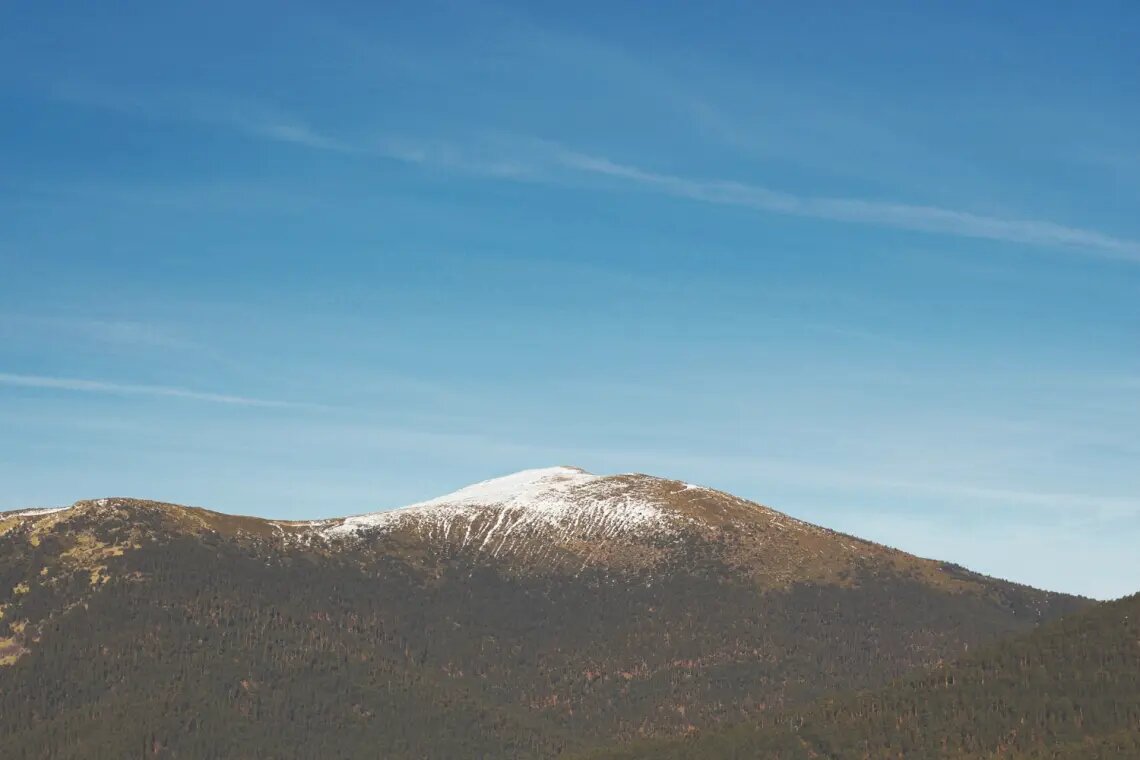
[2,1,1138,599]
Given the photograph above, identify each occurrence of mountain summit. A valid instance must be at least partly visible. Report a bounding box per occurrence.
[323,466,681,546]
[0,469,1091,758]
[316,466,858,578]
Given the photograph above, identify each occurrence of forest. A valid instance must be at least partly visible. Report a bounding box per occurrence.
[588,592,1140,759]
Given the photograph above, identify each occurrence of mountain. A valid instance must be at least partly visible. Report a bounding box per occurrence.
[0,467,1091,758]
[587,592,1140,759]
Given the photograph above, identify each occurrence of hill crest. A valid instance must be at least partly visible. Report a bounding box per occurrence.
[0,467,1087,599]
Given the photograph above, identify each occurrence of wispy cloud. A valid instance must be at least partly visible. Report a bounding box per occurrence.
[0,372,305,408]
[223,112,1140,260]
[357,135,1140,261]
[53,80,1140,262]
[548,147,1140,262]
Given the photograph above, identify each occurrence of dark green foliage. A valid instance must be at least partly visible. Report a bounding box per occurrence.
[589,593,1140,759]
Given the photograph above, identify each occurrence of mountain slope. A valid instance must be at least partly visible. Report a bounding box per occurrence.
[0,468,1092,758]
[588,592,1140,759]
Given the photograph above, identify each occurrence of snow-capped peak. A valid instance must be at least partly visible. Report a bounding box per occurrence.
[401,466,599,510]
[322,466,679,552]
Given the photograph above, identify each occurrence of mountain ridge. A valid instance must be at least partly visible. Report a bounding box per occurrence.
[2,466,1062,594]
[0,467,1095,757]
